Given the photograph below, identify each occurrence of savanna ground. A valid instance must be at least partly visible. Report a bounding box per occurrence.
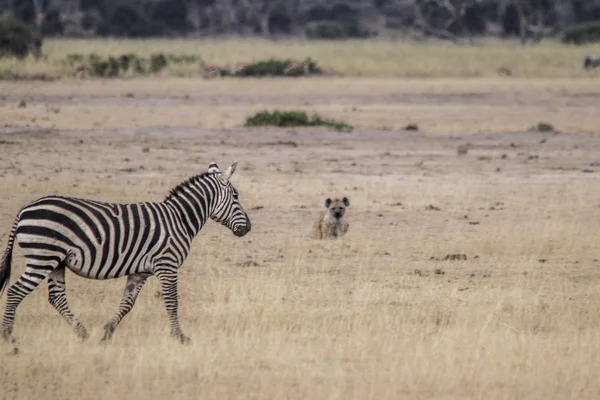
[1,39,600,399]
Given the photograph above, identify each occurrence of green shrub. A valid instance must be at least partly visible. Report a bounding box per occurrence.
[562,22,600,45]
[235,59,288,77]
[133,57,147,74]
[245,110,353,132]
[106,56,120,77]
[529,122,555,133]
[232,58,323,77]
[118,53,137,72]
[150,53,168,73]
[87,54,119,77]
[88,54,108,76]
[0,16,42,59]
[246,110,311,127]
[75,53,170,77]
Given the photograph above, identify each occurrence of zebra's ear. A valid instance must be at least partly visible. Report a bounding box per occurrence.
[208,162,220,174]
[223,161,238,182]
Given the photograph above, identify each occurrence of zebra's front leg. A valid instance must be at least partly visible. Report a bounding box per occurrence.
[155,268,189,344]
[101,273,149,343]
[48,266,89,340]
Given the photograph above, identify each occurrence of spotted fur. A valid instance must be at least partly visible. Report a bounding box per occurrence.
[311,197,350,239]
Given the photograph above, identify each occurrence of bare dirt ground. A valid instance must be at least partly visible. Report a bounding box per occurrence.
[1,78,600,399]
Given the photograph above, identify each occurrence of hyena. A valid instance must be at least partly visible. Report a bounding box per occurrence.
[311,197,350,239]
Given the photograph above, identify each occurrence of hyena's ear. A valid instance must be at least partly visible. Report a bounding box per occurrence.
[342,197,350,207]
[325,198,332,208]
[222,161,238,182]
[208,162,220,174]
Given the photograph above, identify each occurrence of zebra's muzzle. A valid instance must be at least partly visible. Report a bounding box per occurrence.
[233,214,251,237]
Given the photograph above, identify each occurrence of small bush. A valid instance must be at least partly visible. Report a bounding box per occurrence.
[69,53,174,77]
[88,54,108,76]
[0,16,42,59]
[106,56,120,77]
[235,59,287,77]
[133,57,147,74]
[245,110,353,132]
[86,55,120,77]
[150,53,168,73]
[562,22,600,45]
[118,53,137,72]
[232,58,322,77]
[529,122,555,133]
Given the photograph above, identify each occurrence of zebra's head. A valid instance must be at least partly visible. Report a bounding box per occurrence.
[208,161,251,237]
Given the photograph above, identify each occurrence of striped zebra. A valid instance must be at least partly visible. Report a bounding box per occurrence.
[584,55,600,69]
[0,161,251,344]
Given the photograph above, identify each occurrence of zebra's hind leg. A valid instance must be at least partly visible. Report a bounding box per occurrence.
[155,269,190,344]
[2,263,56,342]
[101,273,149,343]
[47,265,89,340]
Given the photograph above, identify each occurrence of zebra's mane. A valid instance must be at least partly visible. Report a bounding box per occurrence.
[165,171,217,201]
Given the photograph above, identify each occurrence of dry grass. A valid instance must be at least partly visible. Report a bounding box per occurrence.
[1,76,600,399]
[2,38,600,78]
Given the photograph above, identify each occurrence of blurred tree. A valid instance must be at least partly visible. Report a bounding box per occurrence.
[2,0,600,41]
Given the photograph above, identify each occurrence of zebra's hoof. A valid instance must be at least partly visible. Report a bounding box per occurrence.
[2,331,15,344]
[176,334,191,344]
[99,336,112,345]
[100,332,113,344]
[100,324,114,343]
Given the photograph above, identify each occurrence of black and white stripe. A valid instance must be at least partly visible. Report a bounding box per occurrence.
[0,161,251,343]
[585,55,600,69]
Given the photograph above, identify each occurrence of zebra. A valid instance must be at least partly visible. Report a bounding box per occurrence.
[584,55,600,69]
[0,161,251,344]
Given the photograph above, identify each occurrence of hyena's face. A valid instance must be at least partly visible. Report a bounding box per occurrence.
[325,197,350,220]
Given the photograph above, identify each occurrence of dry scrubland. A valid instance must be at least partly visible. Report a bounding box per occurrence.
[1,38,600,78]
[1,39,600,399]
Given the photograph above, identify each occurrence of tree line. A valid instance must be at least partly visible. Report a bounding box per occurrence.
[2,0,600,42]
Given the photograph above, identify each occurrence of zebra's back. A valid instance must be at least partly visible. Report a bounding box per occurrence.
[15,195,174,279]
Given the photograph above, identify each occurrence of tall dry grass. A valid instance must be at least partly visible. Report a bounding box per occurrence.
[1,171,599,400]
[2,37,600,78]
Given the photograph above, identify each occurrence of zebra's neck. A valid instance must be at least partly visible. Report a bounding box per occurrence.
[163,174,219,239]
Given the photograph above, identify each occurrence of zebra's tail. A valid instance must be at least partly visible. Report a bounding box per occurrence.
[0,215,19,299]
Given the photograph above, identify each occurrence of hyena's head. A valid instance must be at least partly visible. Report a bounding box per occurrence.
[325,197,350,220]
[208,161,251,237]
